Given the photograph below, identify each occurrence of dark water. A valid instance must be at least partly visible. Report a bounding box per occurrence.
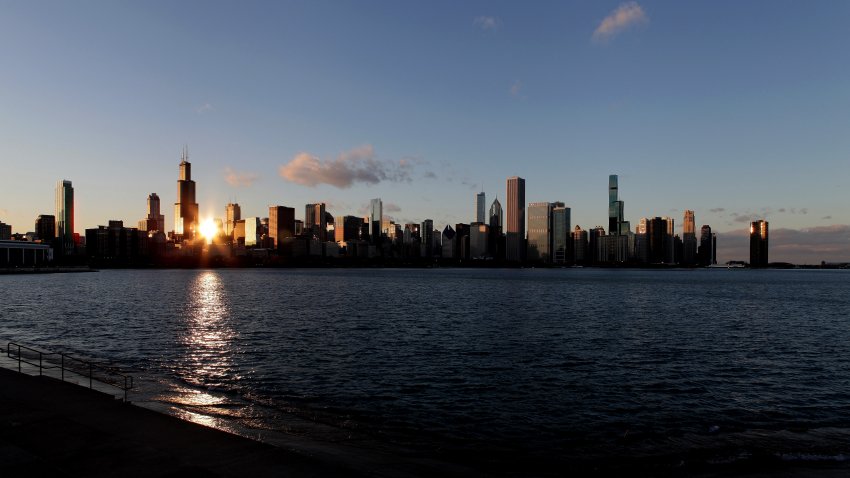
[3,268,850,474]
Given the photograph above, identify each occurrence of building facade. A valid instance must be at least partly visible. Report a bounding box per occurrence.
[173,148,199,240]
[55,179,74,252]
[505,176,525,262]
[269,206,295,249]
[527,202,553,263]
[750,220,769,267]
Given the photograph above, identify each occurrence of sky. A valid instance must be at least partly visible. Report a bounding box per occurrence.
[1,0,848,263]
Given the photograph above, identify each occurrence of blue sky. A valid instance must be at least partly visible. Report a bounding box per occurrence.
[1,1,848,262]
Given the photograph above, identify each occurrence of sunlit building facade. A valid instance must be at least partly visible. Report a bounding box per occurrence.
[506,176,525,262]
[173,148,199,240]
[269,206,295,249]
[750,220,769,267]
[225,203,241,239]
[55,179,74,252]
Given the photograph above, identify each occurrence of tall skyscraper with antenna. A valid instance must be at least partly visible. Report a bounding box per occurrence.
[476,190,486,223]
[173,146,199,240]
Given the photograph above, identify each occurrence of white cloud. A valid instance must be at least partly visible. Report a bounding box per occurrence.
[279,145,417,189]
[224,167,258,187]
[592,2,648,43]
[196,103,215,114]
[474,16,501,31]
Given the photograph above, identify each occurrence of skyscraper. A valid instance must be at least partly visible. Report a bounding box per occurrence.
[269,206,295,249]
[489,197,503,231]
[527,202,553,263]
[370,198,382,244]
[750,220,769,267]
[682,210,697,265]
[35,215,56,242]
[420,219,434,257]
[476,191,486,223]
[552,204,571,264]
[506,176,525,262]
[699,225,716,266]
[55,179,74,252]
[140,193,166,233]
[173,148,199,240]
[225,203,241,239]
[572,225,588,263]
[305,203,327,241]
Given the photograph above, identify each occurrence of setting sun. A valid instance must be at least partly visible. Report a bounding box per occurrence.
[198,218,217,243]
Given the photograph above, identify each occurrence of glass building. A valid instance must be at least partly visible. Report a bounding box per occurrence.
[552,204,571,264]
[506,177,525,262]
[750,220,769,267]
[370,198,382,243]
[55,179,74,253]
[527,202,553,263]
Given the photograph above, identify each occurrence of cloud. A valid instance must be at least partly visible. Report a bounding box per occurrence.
[710,208,726,213]
[823,216,832,220]
[473,16,501,31]
[224,167,258,187]
[196,103,214,114]
[422,171,437,179]
[510,80,522,96]
[717,225,850,264]
[279,145,417,188]
[385,203,402,213]
[592,2,648,43]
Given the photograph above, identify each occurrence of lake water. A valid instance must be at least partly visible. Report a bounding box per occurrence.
[3,268,850,475]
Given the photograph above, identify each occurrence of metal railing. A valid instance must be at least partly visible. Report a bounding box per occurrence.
[6,342,134,401]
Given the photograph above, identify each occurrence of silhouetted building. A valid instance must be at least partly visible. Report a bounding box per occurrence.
[269,206,295,249]
[86,220,148,264]
[55,179,74,253]
[645,217,673,264]
[441,225,456,258]
[421,219,435,257]
[370,198,382,244]
[0,222,11,240]
[35,215,55,242]
[506,176,525,262]
[0,240,52,266]
[173,148,199,240]
[699,225,716,266]
[750,220,769,267]
[470,222,489,259]
[572,225,588,263]
[455,223,470,260]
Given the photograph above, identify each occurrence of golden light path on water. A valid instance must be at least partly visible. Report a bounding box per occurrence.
[158,270,244,431]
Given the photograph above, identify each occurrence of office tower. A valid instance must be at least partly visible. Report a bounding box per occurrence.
[572,226,588,263]
[682,210,697,265]
[225,203,241,238]
[476,191,486,223]
[552,204,571,264]
[699,225,716,266]
[420,219,434,257]
[470,222,489,259]
[441,225,456,258]
[750,220,769,267]
[370,198,382,243]
[506,176,525,261]
[35,215,56,242]
[607,175,625,234]
[0,221,10,240]
[527,202,553,263]
[455,223,470,260]
[55,179,74,252]
[489,197,503,230]
[304,203,327,241]
[644,217,674,264]
[173,148,199,240]
[268,206,295,248]
[334,216,363,242]
[139,193,166,233]
[244,217,262,246]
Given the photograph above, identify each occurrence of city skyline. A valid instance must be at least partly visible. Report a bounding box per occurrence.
[1,1,849,263]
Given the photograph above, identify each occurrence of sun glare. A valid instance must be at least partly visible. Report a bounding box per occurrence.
[199,218,217,243]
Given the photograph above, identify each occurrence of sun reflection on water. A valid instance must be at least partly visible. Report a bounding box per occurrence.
[178,270,240,389]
